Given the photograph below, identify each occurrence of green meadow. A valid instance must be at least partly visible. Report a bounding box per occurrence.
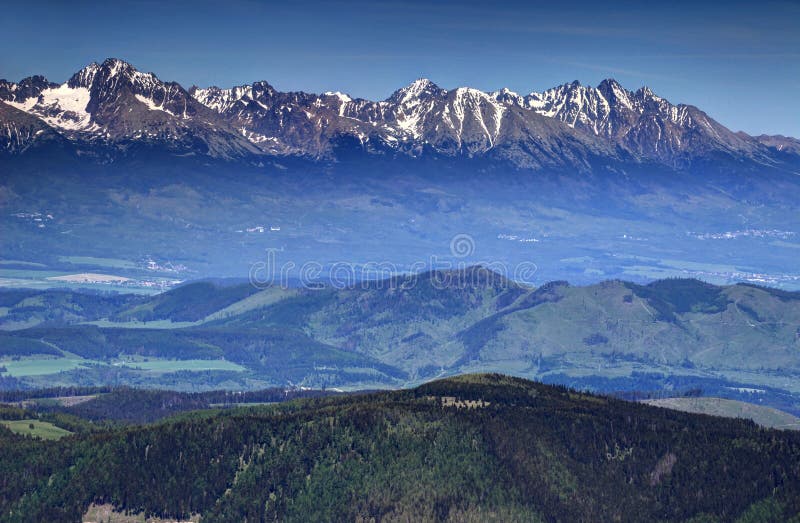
[0,419,72,440]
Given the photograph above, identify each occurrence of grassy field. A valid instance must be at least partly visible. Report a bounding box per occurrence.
[2,355,247,377]
[0,357,98,377]
[0,419,72,440]
[0,275,161,295]
[58,256,138,269]
[117,359,246,373]
[82,319,201,329]
[0,260,48,268]
[47,273,132,283]
[0,268,67,280]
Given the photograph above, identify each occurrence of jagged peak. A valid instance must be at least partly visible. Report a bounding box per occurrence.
[552,80,589,93]
[597,78,624,90]
[388,78,444,103]
[67,58,148,90]
[530,80,590,101]
[596,78,633,106]
[491,87,522,103]
[90,58,170,91]
[0,75,53,90]
[251,80,274,91]
[19,75,51,85]
[408,78,439,90]
[99,57,136,76]
[68,62,100,88]
[0,75,58,103]
[635,85,663,102]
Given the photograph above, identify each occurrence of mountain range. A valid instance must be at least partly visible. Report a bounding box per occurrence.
[2,58,799,171]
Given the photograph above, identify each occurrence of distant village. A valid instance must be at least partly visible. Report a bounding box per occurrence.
[237,225,281,233]
[12,211,54,228]
[141,256,188,274]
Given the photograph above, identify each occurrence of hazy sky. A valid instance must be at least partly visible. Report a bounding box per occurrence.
[3,0,799,136]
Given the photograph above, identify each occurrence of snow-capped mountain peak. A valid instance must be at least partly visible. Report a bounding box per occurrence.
[636,86,660,101]
[388,78,444,104]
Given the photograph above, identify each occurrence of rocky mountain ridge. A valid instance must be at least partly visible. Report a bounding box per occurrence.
[2,58,797,171]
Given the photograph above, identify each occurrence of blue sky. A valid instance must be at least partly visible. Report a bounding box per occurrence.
[3,0,798,136]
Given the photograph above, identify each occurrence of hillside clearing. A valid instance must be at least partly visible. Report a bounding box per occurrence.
[0,419,72,440]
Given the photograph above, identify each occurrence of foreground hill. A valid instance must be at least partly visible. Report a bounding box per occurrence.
[1,375,799,522]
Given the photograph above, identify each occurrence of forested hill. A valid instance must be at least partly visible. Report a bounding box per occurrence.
[2,374,800,522]
[3,274,800,417]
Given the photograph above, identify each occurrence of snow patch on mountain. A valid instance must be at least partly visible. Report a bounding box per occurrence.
[4,97,38,113]
[324,91,352,103]
[6,84,95,132]
[192,85,256,113]
[135,94,177,117]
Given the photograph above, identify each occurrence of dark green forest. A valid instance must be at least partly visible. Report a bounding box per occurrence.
[1,375,800,522]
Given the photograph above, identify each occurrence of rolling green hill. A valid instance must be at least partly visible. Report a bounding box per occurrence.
[2,271,800,411]
[2,375,800,522]
[0,289,140,331]
[110,281,262,323]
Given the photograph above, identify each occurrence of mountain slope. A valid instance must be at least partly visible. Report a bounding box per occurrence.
[0,102,72,154]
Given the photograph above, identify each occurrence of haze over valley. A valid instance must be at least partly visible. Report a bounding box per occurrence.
[2,59,799,291]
